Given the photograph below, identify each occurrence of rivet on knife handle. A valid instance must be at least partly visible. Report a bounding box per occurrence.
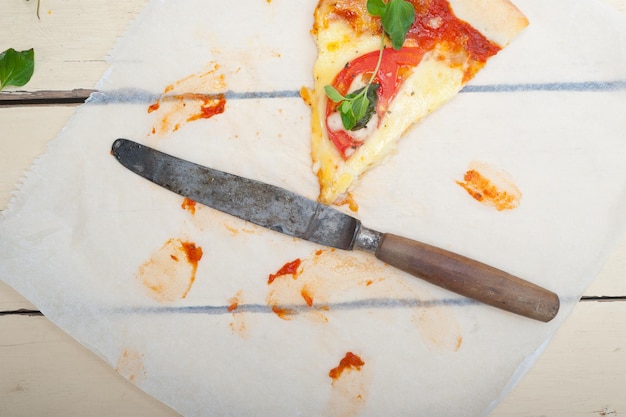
[367,231,560,322]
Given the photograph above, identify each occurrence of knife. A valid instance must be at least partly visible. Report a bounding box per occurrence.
[111,138,559,322]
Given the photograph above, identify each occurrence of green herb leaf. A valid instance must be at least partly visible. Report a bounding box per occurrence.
[0,48,35,91]
[366,0,387,17]
[350,83,379,130]
[340,104,357,130]
[324,85,346,103]
[336,84,379,131]
[323,0,415,131]
[381,0,415,50]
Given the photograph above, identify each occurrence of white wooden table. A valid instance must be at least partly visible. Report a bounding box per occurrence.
[1,1,625,416]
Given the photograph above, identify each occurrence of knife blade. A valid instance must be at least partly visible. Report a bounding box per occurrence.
[111,138,559,322]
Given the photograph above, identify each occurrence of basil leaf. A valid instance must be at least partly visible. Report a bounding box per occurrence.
[382,0,415,50]
[350,92,369,121]
[324,85,345,102]
[0,48,35,91]
[340,106,357,130]
[350,84,379,131]
[367,0,387,17]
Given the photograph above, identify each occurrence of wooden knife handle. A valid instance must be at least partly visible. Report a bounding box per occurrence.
[375,233,560,322]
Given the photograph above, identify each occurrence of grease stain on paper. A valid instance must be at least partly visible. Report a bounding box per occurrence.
[456,161,522,211]
[413,307,463,352]
[147,63,227,136]
[228,290,249,338]
[115,348,146,384]
[136,238,203,302]
[326,352,370,417]
[264,249,463,352]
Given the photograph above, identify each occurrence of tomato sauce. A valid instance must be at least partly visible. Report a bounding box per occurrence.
[187,94,226,122]
[181,241,203,265]
[301,287,314,306]
[329,352,365,380]
[406,0,500,63]
[456,167,522,211]
[181,197,197,215]
[267,258,302,284]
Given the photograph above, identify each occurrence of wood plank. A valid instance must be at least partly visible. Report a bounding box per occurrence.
[0,314,179,417]
[0,0,149,91]
[0,89,93,105]
[0,301,624,417]
[0,282,36,312]
[489,301,626,417]
[584,234,626,297]
[0,106,78,209]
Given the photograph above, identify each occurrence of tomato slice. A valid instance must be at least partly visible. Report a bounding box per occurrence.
[326,47,424,159]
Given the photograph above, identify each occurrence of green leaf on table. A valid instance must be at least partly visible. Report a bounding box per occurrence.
[0,48,35,91]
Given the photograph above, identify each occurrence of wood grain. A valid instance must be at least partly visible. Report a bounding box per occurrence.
[0,0,150,91]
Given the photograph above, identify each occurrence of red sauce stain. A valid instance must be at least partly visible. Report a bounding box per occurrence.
[147,64,227,136]
[136,238,203,302]
[268,258,302,284]
[406,0,502,69]
[325,349,371,416]
[181,198,197,215]
[181,241,203,265]
[329,352,365,380]
[187,94,226,122]
[272,305,296,320]
[147,102,160,113]
[301,287,314,307]
[456,162,522,211]
[227,290,250,337]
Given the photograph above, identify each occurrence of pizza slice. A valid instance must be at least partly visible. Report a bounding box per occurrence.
[309,0,528,206]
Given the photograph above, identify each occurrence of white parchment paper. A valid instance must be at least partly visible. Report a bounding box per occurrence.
[2,1,626,416]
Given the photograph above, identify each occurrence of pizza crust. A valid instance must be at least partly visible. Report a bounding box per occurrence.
[447,0,529,46]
